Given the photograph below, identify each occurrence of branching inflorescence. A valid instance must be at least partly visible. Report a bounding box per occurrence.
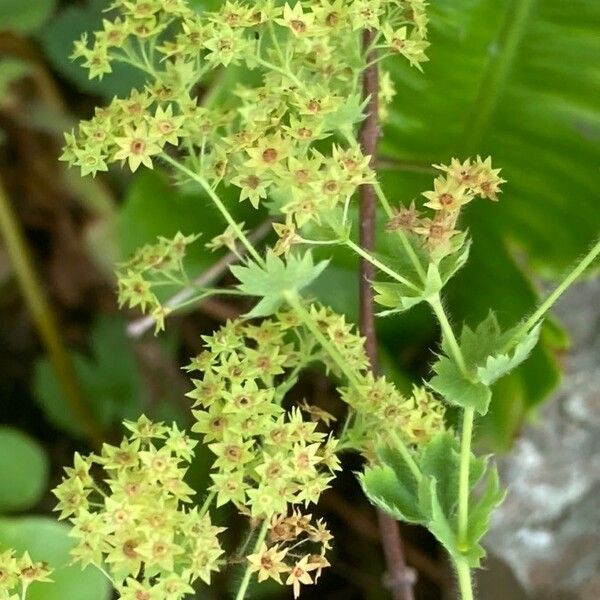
[3,1,598,600]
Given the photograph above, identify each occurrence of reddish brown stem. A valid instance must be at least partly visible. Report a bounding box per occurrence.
[358,29,417,600]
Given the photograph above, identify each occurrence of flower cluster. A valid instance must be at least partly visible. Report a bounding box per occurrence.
[186,314,342,518]
[116,232,199,332]
[247,511,332,598]
[61,0,430,255]
[52,416,224,599]
[341,377,446,457]
[0,550,52,600]
[386,156,505,259]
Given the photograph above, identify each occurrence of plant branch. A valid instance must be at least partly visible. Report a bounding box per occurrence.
[0,176,103,446]
[359,28,416,600]
[161,154,264,265]
[518,235,600,336]
[127,219,273,337]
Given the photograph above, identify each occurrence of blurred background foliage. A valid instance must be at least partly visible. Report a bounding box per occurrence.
[0,0,598,598]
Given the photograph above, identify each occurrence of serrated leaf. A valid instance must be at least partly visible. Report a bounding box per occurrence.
[428,355,492,414]
[421,477,460,558]
[419,433,460,517]
[322,93,369,131]
[360,464,424,524]
[477,323,541,386]
[231,251,329,318]
[429,312,542,414]
[374,263,442,316]
[467,464,506,550]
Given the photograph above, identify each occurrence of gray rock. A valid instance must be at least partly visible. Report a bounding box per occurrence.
[484,278,600,599]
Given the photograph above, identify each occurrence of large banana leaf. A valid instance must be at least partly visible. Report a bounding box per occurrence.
[378,0,600,448]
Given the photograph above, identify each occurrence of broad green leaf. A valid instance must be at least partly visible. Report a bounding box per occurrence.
[231,252,329,318]
[383,0,600,274]
[0,0,55,34]
[33,315,144,438]
[0,517,110,600]
[380,0,598,445]
[0,428,48,512]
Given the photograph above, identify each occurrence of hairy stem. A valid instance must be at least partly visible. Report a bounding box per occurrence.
[519,236,600,336]
[345,238,421,292]
[0,177,103,446]
[161,154,264,265]
[457,407,474,549]
[454,557,475,600]
[428,294,474,591]
[235,519,269,600]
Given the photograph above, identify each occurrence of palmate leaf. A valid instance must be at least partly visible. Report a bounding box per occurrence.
[231,251,329,318]
[428,312,541,415]
[379,0,599,444]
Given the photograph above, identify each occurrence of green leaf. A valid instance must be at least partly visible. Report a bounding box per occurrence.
[419,433,460,517]
[360,464,423,524]
[420,477,461,559]
[429,312,542,415]
[231,252,329,318]
[0,0,55,34]
[383,0,600,274]
[374,234,470,316]
[381,0,597,444]
[467,464,506,550]
[33,316,144,438]
[0,517,110,600]
[0,428,48,512]
[428,355,492,414]
[477,323,541,386]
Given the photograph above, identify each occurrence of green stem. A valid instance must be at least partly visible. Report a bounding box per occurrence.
[454,557,475,600]
[235,519,269,600]
[519,236,600,336]
[199,490,216,517]
[345,239,421,292]
[0,178,103,446]
[429,295,468,375]
[428,295,474,557]
[391,432,422,482]
[373,182,428,281]
[284,292,362,389]
[457,407,474,550]
[267,20,286,66]
[161,154,264,266]
[255,56,302,86]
